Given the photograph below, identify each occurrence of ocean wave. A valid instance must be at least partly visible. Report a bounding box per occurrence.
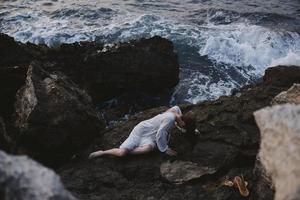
[199,23,300,75]
[171,70,240,104]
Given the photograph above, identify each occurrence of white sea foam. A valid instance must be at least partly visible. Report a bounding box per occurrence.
[199,23,300,75]
[171,69,241,104]
[269,51,300,67]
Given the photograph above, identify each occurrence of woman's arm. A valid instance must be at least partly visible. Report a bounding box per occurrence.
[156,116,177,156]
[174,113,185,128]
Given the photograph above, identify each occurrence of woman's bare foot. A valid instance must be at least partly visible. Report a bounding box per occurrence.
[88,150,104,159]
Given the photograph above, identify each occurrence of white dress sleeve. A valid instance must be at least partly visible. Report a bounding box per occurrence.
[171,105,182,116]
[156,114,175,152]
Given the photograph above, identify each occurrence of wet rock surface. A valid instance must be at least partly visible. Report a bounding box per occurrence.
[254,104,300,200]
[0,150,76,200]
[13,61,104,166]
[57,66,300,200]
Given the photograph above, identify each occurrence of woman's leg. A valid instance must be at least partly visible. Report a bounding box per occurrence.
[89,148,128,159]
[129,145,154,155]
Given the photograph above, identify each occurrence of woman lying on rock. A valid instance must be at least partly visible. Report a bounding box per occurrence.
[89,106,194,158]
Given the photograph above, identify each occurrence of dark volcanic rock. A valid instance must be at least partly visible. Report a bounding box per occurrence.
[0,34,179,126]
[57,66,300,200]
[43,36,179,103]
[263,65,300,87]
[0,34,31,118]
[250,160,274,200]
[0,34,179,104]
[82,36,179,102]
[0,150,76,200]
[0,117,11,151]
[45,37,179,101]
[14,61,104,166]
[0,34,47,118]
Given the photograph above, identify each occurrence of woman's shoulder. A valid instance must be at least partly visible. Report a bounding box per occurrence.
[164,111,176,122]
[170,105,182,116]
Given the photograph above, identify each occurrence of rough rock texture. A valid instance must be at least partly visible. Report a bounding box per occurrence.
[14,61,104,166]
[250,160,274,200]
[0,34,179,107]
[160,160,217,184]
[57,66,300,200]
[254,104,300,200]
[272,83,300,104]
[58,36,179,102]
[0,34,32,118]
[0,150,76,200]
[0,117,11,151]
[263,65,300,87]
[0,33,179,130]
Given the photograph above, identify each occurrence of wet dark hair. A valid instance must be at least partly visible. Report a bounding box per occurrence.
[181,111,196,131]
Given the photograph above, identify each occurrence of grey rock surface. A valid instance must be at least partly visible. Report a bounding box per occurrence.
[254,104,300,200]
[160,160,216,184]
[0,150,76,200]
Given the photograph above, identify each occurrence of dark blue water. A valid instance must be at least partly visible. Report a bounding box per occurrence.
[1,0,300,103]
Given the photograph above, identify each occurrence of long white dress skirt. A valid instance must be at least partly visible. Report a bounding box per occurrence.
[119,106,181,151]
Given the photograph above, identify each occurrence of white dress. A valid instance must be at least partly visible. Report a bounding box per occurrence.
[119,106,182,152]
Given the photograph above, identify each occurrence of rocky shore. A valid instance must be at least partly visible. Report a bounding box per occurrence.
[0,33,300,200]
[0,33,179,166]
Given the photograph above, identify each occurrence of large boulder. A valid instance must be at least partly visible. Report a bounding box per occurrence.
[81,36,179,102]
[0,34,45,118]
[254,104,300,200]
[0,34,179,125]
[0,34,29,118]
[0,34,179,104]
[14,61,104,166]
[0,150,76,200]
[44,36,179,102]
[263,65,300,87]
